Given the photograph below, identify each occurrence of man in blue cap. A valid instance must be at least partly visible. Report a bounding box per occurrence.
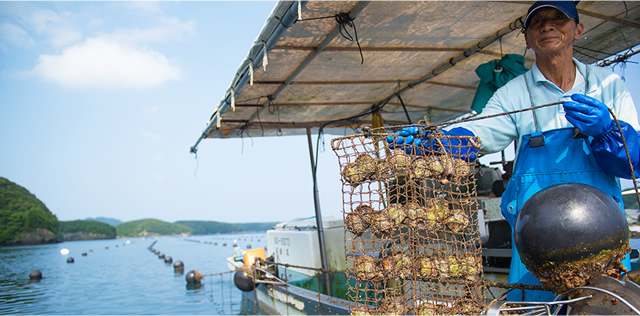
[389,0,640,301]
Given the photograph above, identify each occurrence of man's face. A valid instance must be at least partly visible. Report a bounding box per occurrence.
[524,7,584,56]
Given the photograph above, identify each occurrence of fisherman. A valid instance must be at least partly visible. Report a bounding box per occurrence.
[388,0,640,301]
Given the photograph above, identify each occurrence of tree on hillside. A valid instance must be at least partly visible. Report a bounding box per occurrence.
[0,177,59,244]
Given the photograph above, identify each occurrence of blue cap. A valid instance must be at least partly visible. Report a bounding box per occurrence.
[524,1,579,29]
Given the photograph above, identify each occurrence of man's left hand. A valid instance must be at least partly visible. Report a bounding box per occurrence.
[564,94,613,137]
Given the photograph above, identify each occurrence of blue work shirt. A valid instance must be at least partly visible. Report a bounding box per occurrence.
[462,58,640,154]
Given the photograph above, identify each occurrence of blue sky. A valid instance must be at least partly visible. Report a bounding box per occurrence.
[1,2,639,224]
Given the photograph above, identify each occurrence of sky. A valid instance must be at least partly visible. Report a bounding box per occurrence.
[1,2,639,224]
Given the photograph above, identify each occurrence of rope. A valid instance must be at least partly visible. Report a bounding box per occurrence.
[608,107,640,208]
[335,13,364,65]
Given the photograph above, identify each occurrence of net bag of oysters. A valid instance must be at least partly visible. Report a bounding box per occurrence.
[331,125,485,315]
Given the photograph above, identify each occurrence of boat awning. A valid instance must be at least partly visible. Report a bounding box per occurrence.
[191,0,640,152]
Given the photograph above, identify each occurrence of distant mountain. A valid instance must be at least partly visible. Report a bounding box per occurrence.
[0,177,59,245]
[86,217,122,226]
[176,220,277,235]
[59,220,116,241]
[116,218,193,237]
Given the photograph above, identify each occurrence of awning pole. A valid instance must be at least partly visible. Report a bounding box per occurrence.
[306,127,332,296]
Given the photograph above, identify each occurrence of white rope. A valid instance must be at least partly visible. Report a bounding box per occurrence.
[249,63,254,86]
[231,88,235,112]
[263,42,268,72]
[298,0,302,20]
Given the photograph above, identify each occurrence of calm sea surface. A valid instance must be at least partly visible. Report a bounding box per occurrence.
[2,235,640,315]
[0,233,266,315]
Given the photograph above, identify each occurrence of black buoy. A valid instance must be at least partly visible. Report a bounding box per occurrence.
[29,270,42,280]
[173,260,184,272]
[234,269,256,292]
[105,246,109,249]
[223,243,227,247]
[158,253,165,259]
[214,243,217,246]
[515,183,630,265]
[164,256,173,264]
[67,257,75,263]
[247,244,251,249]
[185,270,203,284]
[82,252,87,256]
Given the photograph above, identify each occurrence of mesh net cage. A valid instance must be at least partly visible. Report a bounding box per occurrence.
[331,125,486,315]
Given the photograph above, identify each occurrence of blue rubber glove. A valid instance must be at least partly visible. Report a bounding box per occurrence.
[386,126,478,161]
[386,126,429,155]
[564,94,614,137]
[437,127,478,162]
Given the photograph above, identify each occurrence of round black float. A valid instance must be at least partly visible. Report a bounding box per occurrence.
[173,260,184,271]
[164,256,173,264]
[185,270,203,284]
[158,253,165,259]
[29,270,42,280]
[67,257,75,263]
[515,183,629,265]
[82,252,87,256]
[247,245,251,249]
[234,269,256,292]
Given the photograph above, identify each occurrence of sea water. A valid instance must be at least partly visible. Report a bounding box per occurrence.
[0,234,265,315]
[2,235,639,315]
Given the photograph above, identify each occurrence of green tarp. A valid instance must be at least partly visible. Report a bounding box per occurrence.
[471,54,529,114]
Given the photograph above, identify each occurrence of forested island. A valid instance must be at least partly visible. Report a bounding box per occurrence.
[0,177,279,245]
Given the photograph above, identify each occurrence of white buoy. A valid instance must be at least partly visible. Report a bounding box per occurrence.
[60,248,69,255]
[126,240,131,244]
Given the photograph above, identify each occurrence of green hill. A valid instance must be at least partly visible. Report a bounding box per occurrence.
[59,220,117,240]
[116,218,193,237]
[0,177,59,245]
[176,221,277,235]
[85,217,122,226]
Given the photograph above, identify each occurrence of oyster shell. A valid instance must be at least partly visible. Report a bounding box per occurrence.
[386,149,411,174]
[371,210,395,236]
[354,204,375,226]
[370,159,389,181]
[345,212,368,236]
[424,155,444,178]
[353,255,376,281]
[356,154,377,177]
[453,158,471,178]
[444,209,469,233]
[392,252,413,279]
[350,305,371,316]
[342,162,368,186]
[439,155,456,177]
[434,257,450,278]
[448,257,462,278]
[421,206,441,230]
[376,257,394,279]
[381,294,409,315]
[427,198,450,222]
[403,202,421,226]
[411,157,431,179]
[385,203,405,226]
[416,302,439,316]
[416,255,438,280]
[460,255,482,281]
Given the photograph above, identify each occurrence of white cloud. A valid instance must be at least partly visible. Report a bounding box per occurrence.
[32,37,180,89]
[0,22,34,48]
[23,6,81,47]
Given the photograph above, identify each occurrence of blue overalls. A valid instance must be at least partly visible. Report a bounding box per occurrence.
[500,72,631,301]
